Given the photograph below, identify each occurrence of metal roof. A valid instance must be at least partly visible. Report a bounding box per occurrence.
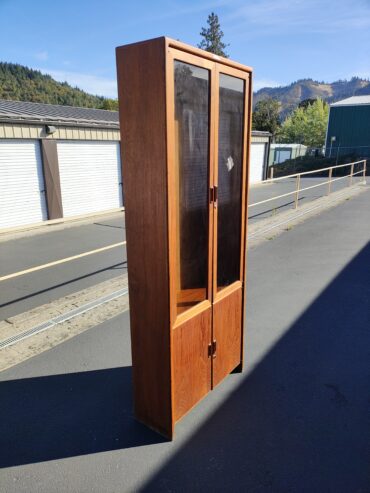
[0,99,274,136]
[331,95,370,107]
[0,99,119,128]
[271,143,307,148]
[251,130,271,137]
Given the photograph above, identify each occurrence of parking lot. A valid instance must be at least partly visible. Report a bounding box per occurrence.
[1,185,370,492]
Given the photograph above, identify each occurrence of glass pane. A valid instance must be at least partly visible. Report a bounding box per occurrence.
[217,74,245,291]
[174,61,210,314]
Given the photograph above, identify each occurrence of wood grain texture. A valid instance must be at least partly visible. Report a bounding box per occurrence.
[116,36,252,438]
[212,286,242,387]
[173,307,212,421]
[41,139,63,220]
[116,37,173,438]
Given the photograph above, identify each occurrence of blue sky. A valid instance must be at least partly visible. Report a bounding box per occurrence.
[1,0,370,97]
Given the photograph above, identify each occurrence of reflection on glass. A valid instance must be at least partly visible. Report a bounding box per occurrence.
[174,61,210,314]
[217,74,244,291]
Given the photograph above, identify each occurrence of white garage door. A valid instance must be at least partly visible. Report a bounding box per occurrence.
[57,141,123,217]
[0,139,48,229]
[250,143,266,184]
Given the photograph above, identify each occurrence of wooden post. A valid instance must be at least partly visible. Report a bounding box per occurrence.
[294,174,301,209]
[327,167,333,195]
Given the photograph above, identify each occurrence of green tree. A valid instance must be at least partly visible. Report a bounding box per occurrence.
[101,98,119,111]
[298,98,317,109]
[252,98,281,136]
[198,12,229,57]
[279,98,329,147]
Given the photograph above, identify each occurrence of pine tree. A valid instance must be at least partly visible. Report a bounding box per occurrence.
[198,12,229,57]
[252,98,281,137]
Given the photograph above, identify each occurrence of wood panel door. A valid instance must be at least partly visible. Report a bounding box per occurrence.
[211,65,250,387]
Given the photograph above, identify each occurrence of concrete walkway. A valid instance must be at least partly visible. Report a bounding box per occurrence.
[1,187,370,492]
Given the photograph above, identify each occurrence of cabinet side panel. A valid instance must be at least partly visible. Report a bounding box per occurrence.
[116,39,172,437]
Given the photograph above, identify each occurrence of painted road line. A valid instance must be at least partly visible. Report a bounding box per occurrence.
[0,241,126,282]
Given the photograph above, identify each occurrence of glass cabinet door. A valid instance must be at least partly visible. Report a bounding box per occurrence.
[173,60,211,315]
[216,73,245,292]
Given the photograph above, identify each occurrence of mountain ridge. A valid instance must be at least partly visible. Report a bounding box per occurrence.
[254,77,370,117]
[1,62,370,117]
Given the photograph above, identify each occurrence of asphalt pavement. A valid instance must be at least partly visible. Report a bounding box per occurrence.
[0,177,364,320]
[0,216,126,320]
[1,186,369,492]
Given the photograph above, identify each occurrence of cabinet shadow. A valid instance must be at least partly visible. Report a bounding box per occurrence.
[142,241,370,492]
[0,366,165,468]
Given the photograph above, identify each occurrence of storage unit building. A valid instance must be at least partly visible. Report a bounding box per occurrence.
[57,141,122,217]
[269,143,307,166]
[325,95,370,160]
[0,100,272,231]
[0,100,122,231]
[0,139,48,228]
[250,130,271,184]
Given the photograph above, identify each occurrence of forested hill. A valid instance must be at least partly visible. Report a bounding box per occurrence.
[2,62,370,117]
[254,77,370,116]
[0,62,118,110]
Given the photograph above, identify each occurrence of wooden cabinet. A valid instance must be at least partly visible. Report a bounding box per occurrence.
[116,37,252,439]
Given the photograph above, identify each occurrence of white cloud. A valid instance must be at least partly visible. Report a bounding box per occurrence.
[34,51,48,61]
[227,0,370,34]
[38,68,117,98]
[254,78,281,91]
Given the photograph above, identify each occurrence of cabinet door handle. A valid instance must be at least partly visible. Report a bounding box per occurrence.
[213,186,218,208]
[212,339,217,358]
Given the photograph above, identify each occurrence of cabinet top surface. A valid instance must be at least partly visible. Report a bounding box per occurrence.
[116,36,253,75]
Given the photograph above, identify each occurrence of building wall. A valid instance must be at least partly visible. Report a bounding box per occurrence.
[326,105,370,157]
[0,123,120,141]
[0,123,123,231]
[250,134,271,182]
[269,144,307,166]
[0,123,269,230]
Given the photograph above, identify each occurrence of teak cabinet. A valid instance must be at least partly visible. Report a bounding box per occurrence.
[116,37,252,439]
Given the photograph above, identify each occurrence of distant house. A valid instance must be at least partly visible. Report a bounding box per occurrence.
[268,143,307,167]
[325,95,370,160]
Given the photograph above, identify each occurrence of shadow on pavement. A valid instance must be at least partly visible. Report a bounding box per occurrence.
[1,242,369,491]
[0,261,127,311]
[248,197,303,220]
[93,222,125,230]
[141,242,370,492]
[0,366,164,468]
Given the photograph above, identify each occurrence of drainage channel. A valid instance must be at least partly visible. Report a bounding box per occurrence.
[0,288,128,350]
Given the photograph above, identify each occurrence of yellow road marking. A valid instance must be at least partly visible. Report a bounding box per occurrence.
[0,241,126,282]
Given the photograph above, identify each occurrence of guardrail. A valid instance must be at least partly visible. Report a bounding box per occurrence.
[248,160,367,210]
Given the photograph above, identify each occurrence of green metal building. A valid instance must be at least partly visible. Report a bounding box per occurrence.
[325,95,370,160]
